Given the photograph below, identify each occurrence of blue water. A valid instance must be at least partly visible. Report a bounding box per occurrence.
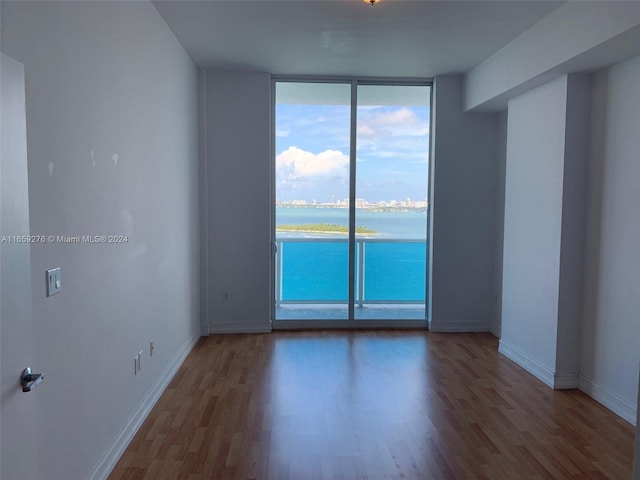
[276,208,427,302]
[280,241,426,302]
[277,207,427,239]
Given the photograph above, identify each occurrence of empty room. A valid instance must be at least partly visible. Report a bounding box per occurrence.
[1,1,639,479]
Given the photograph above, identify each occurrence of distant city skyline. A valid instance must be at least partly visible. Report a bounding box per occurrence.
[276,197,429,209]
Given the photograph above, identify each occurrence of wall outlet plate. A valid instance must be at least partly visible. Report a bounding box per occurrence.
[46,268,62,297]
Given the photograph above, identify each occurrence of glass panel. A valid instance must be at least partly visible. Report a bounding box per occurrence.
[354,85,430,320]
[362,241,426,301]
[275,82,351,320]
[279,240,348,299]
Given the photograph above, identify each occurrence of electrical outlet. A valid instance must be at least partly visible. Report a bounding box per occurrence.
[150,341,154,357]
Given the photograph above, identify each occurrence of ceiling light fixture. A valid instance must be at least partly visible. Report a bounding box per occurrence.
[363,0,382,4]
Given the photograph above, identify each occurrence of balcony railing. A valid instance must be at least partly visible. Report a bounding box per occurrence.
[275,238,427,308]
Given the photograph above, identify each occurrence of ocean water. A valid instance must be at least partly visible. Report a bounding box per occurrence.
[276,207,427,302]
[276,207,427,239]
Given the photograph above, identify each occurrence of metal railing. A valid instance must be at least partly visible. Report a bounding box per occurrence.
[275,237,426,307]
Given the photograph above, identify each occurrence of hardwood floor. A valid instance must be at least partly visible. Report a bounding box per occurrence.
[109,331,635,479]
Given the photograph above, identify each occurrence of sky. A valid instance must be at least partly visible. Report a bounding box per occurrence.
[275,97,430,204]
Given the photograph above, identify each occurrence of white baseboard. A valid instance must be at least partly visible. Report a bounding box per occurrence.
[87,332,201,480]
[578,374,637,425]
[553,372,579,389]
[209,322,272,334]
[499,340,555,388]
[498,340,578,389]
[429,320,490,332]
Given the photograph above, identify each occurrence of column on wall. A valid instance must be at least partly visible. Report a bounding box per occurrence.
[499,74,590,389]
[429,75,501,332]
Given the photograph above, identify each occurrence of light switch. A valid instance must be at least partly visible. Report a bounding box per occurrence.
[46,268,62,297]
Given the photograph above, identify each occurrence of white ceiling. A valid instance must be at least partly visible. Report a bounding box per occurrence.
[153,0,563,78]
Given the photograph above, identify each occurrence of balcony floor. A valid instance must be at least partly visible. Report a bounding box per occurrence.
[275,304,426,321]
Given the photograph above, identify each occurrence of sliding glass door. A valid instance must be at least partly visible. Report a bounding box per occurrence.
[273,80,431,326]
[274,83,351,320]
[354,85,430,320]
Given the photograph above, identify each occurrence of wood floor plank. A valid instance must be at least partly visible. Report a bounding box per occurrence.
[109,331,635,479]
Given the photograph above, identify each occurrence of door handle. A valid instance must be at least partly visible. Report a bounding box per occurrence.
[21,367,44,393]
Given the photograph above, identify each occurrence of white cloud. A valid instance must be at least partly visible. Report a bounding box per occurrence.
[276,127,290,137]
[368,150,427,161]
[276,146,348,178]
[367,108,419,127]
[358,107,429,139]
[357,125,377,137]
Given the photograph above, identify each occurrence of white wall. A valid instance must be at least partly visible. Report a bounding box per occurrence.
[204,71,272,334]
[490,110,508,338]
[201,73,502,334]
[579,54,640,424]
[556,74,590,377]
[500,77,566,379]
[429,75,501,332]
[1,2,201,478]
[465,2,640,111]
[499,74,589,390]
[198,69,211,335]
